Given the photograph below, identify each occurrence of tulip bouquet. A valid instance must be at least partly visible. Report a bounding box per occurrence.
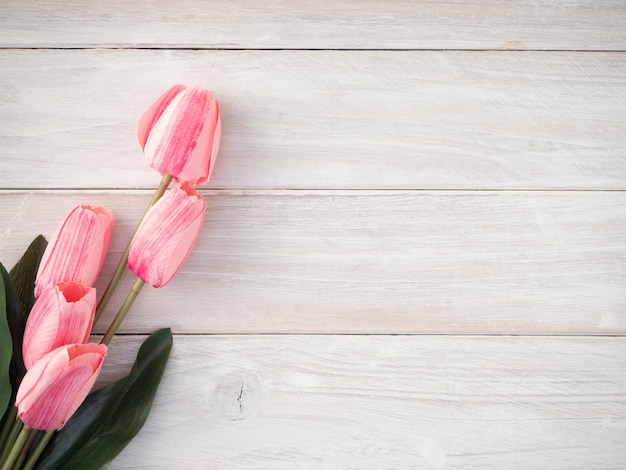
[0,84,220,469]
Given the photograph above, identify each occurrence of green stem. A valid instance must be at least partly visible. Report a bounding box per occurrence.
[0,424,29,470]
[101,278,145,347]
[0,417,22,464]
[0,408,16,459]
[93,173,173,327]
[11,428,36,470]
[22,431,53,470]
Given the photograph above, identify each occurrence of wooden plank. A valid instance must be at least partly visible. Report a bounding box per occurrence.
[1,50,625,190]
[1,1,625,50]
[95,334,626,469]
[1,190,624,335]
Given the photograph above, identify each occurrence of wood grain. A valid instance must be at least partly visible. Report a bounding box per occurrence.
[1,190,624,335]
[1,0,625,50]
[96,334,626,469]
[1,50,625,190]
[2,2,625,468]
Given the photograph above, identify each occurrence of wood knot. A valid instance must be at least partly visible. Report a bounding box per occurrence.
[210,371,262,421]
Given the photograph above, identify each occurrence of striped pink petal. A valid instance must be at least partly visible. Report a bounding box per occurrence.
[23,282,96,370]
[137,84,187,149]
[16,343,107,431]
[128,182,206,288]
[139,85,221,185]
[35,205,114,298]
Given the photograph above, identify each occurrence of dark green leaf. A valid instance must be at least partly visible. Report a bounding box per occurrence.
[9,234,47,316]
[36,328,173,470]
[0,263,13,418]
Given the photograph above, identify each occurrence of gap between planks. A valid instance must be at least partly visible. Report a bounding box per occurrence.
[3,47,626,52]
[102,332,626,338]
[1,188,625,194]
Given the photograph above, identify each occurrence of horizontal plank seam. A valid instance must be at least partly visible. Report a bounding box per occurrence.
[1,47,625,53]
[94,332,626,338]
[1,188,625,194]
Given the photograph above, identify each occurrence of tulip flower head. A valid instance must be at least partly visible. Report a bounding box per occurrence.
[23,282,97,370]
[128,182,206,288]
[137,84,221,185]
[16,343,107,431]
[35,205,114,298]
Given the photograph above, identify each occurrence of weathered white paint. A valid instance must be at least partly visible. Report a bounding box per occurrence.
[2,1,624,468]
[1,50,625,190]
[97,335,626,469]
[1,190,624,335]
[1,0,625,50]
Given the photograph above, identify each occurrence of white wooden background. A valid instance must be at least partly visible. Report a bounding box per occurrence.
[1,1,625,468]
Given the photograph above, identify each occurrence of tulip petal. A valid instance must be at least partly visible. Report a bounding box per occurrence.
[164,88,210,174]
[58,281,91,303]
[139,84,221,185]
[23,287,62,370]
[142,91,185,170]
[128,183,206,288]
[74,208,113,293]
[57,298,95,345]
[188,95,220,184]
[36,211,78,295]
[16,343,106,431]
[23,283,96,369]
[35,206,113,298]
[207,109,221,180]
[19,363,93,430]
[137,84,186,149]
[17,346,70,406]
[144,87,212,185]
[162,208,205,286]
[94,207,115,280]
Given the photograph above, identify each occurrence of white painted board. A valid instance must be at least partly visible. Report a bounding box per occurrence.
[1,1,625,50]
[1,190,624,335]
[1,50,625,190]
[95,334,626,469]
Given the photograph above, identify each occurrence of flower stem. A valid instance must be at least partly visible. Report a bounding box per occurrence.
[0,408,16,459]
[0,417,21,465]
[11,427,37,470]
[0,424,30,470]
[93,173,173,327]
[22,431,53,470]
[101,277,145,346]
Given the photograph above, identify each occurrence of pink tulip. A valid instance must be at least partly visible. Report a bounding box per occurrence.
[35,205,114,298]
[23,282,97,370]
[128,182,206,288]
[16,343,107,431]
[137,84,221,185]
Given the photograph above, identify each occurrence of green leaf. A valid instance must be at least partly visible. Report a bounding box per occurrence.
[36,328,173,470]
[0,263,14,418]
[9,234,47,316]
